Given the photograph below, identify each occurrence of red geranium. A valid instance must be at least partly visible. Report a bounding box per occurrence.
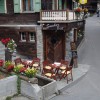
[0,60,4,67]
[6,64,14,72]
[75,7,82,13]
[20,67,27,73]
[1,38,10,45]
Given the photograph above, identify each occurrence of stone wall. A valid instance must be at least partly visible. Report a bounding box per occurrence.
[0,75,17,100]
[21,76,58,100]
[0,42,5,60]
[36,26,44,66]
[65,29,74,62]
[21,80,43,100]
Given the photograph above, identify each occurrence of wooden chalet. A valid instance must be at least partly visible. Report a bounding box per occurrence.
[0,0,85,63]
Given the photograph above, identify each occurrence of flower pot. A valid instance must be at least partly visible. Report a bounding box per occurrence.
[5,48,12,61]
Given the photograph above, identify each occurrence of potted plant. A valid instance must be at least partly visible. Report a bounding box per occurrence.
[25,67,37,78]
[1,38,17,61]
[74,7,82,19]
[14,64,25,74]
[5,61,14,72]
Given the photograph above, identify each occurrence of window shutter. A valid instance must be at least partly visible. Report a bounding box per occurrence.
[34,0,41,12]
[0,0,5,13]
[52,0,55,10]
[59,0,62,10]
[64,0,67,9]
[13,0,20,13]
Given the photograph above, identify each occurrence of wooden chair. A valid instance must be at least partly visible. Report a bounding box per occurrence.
[59,60,69,70]
[42,60,51,74]
[14,58,28,67]
[43,64,56,80]
[29,58,40,70]
[59,65,73,83]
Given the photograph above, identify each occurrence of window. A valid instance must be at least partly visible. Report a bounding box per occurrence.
[29,32,35,42]
[23,0,34,11]
[19,32,35,42]
[41,0,52,10]
[20,32,26,42]
[14,0,41,13]
[0,0,6,13]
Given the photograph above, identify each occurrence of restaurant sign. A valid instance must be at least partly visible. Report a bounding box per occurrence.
[79,0,87,4]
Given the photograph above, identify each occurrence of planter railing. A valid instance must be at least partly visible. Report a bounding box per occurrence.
[40,10,84,21]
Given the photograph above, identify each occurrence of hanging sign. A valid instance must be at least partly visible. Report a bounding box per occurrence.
[79,0,87,4]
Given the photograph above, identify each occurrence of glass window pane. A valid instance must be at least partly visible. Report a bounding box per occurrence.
[23,0,34,11]
[20,32,26,41]
[25,0,28,11]
[29,32,35,41]
[30,0,33,10]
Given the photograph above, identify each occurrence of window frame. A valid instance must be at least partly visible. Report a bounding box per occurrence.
[19,31,36,43]
[29,32,35,42]
[20,32,27,42]
[21,0,34,13]
[5,0,7,13]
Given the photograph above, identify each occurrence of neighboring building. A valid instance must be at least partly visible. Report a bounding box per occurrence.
[0,0,85,63]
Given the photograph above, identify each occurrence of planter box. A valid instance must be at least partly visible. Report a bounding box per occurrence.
[0,75,17,100]
[21,75,58,100]
[0,68,58,100]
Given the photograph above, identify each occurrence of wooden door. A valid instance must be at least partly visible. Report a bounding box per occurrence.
[54,39,62,62]
[44,32,65,63]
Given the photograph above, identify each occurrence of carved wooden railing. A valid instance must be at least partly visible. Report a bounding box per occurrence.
[40,10,84,21]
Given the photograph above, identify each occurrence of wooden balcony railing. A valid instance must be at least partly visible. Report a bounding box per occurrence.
[40,10,84,21]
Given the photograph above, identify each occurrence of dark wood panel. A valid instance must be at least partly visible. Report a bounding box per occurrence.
[43,30,65,63]
[6,0,14,14]
[0,13,40,24]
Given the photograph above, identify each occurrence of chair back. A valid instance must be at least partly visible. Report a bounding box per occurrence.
[59,64,73,83]
[33,58,40,62]
[14,58,22,65]
[43,60,50,67]
[43,64,57,80]
[31,58,40,64]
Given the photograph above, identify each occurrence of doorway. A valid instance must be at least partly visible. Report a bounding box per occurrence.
[43,31,65,63]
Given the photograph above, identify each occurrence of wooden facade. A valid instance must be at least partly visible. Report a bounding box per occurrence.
[0,0,85,62]
[40,20,85,62]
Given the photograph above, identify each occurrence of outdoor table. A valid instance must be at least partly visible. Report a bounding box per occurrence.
[26,60,32,67]
[52,62,61,78]
[26,60,40,69]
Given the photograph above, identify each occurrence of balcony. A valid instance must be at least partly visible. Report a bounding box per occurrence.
[39,10,84,23]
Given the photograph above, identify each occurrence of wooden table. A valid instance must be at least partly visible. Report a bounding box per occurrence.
[52,62,61,78]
